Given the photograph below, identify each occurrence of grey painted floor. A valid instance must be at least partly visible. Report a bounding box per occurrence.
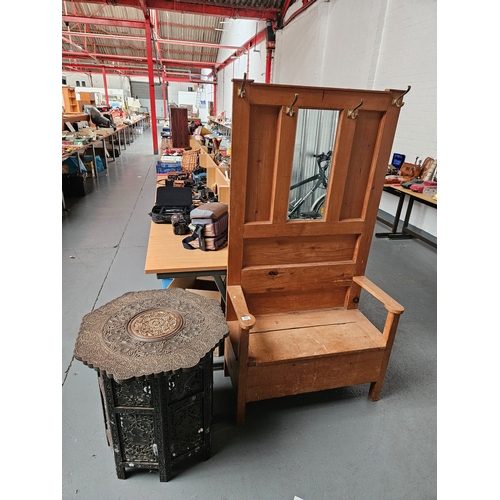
[62,126,437,500]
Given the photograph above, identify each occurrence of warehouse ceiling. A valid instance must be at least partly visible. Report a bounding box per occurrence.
[62,0,291,83]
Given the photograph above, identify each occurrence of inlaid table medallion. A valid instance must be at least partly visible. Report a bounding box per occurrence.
[73,288,229,482]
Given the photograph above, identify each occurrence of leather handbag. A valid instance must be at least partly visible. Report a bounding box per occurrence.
[420,157,437,181]
[399,162,421,180]
[182,202,228,250]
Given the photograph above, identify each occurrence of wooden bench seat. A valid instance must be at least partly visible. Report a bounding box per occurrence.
[228,309,385,366]
[225,306,391,404]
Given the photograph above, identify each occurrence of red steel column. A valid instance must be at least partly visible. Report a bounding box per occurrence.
[102,67,110,106]
[265,48,273,84]
[162,74,167,122]
[213,83,217,116]
[145,19,159,154]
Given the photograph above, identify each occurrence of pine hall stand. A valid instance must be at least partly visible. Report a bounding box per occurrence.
[224,79,407,425]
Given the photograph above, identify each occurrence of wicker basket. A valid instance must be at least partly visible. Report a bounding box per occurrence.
[182,149,200,174]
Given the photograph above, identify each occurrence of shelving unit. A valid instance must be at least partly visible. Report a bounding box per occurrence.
[207,116,232,140]
[78,91,97,109]
[190,136,230,206]
[62,86,80,113]
[205,116,232,156]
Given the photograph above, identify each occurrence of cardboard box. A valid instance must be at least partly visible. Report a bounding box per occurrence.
[168,277,221,301]
[95,128,115,136]
[78,128,96,138]
[83,160,95,177]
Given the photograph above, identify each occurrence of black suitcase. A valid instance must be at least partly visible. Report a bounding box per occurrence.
[149,186,193,223]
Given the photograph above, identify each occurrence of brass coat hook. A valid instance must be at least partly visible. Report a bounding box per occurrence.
[392,85,411,107]
[347,99,364,119]
[285,94,299,116]
[238,73,247,98]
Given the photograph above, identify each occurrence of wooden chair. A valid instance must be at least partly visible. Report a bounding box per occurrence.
[224,80,406,424]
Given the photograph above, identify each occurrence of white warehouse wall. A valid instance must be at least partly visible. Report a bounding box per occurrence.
[63,72,132,94]
[226,0,437,238]
[216,19,268,118]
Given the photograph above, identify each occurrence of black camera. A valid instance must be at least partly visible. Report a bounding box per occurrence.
[171,213,190,235]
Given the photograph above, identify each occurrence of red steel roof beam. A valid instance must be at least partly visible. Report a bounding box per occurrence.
[65,0,280,21]
[63,63,209,78]
[62,51,216,68]
[63,67,207,83]
[62,15,146,30]
[62,31,245,53]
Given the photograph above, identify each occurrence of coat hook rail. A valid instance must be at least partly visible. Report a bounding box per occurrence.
[347,99,364,119]
[238,73,247,98]
[285,94,299,116]
[392,85,411,107]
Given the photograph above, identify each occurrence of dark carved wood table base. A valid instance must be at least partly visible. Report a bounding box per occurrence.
[74,288,228,482]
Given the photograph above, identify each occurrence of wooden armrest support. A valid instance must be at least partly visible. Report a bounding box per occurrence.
[353,276,404,315]
[227,285,256,330]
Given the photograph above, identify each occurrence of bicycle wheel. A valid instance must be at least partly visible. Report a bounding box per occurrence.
[311,194,326,216]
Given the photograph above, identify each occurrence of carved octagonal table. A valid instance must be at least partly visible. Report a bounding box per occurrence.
[73,288,229,482]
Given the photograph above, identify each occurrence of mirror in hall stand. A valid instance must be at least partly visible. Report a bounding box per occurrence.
[287,109,339,220]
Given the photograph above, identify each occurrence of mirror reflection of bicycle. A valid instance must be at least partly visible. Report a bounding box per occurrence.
[288,150,332,219]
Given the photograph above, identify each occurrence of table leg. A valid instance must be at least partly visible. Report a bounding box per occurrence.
[117,129,123,150]
[104,135,114,163]
[100,139,108,170]
[89,143,99,177]
[110,134,116,161]
[212,274,226,310]
[387,196,415,241]
[376,189,406,238]
[401,197,415,235]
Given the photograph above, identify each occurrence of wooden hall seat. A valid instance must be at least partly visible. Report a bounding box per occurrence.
[223,80,406,425]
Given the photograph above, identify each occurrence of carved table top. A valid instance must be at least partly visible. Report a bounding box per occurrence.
[74,288,228,381]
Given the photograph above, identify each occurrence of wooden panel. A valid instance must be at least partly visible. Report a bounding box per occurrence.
[241,263,353,294]
[245,105,280,222]
[170,107,189,148]
[270,108,298,224]
[226,85,252,292]
[340,111,382,220]
[242,220,364,239]
[324,110,357,221]
[244,82,393,113]
[245,350,383,402]
[242,234,357,267]
[244,286,349,315]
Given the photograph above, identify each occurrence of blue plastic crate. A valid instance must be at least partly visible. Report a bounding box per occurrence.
[156,160,182,174]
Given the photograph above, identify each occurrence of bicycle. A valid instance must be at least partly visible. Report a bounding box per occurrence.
[288,150,332,219]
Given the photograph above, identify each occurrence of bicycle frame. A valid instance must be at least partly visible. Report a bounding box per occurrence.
[288,151,331,218]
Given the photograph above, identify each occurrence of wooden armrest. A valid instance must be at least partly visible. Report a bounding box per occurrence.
[227,285,256,330]
[353,276,404,315]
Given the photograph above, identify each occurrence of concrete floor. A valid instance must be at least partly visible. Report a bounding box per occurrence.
[62,126,437,500]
